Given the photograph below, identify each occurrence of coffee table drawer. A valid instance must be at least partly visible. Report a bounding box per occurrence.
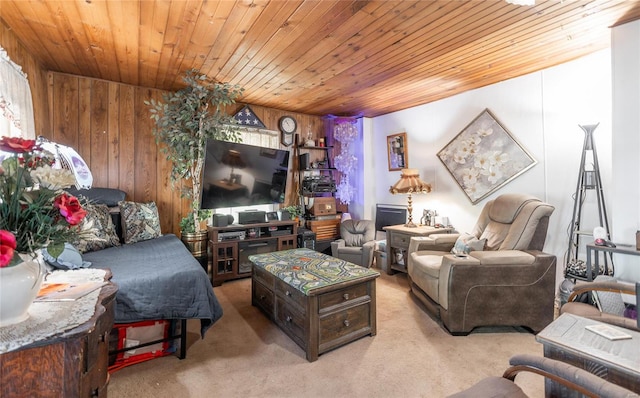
[276,300,306,348]
[319,303,371,346]
[318,283,369,312]
[253,280,274,319]
[276,278,306,315]
[253,266,275,287]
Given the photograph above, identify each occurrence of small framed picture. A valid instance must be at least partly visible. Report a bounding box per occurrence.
[387,132,408,171]
[266,211,279,221]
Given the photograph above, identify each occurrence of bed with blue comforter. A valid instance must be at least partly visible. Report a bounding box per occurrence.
[83,233,222,337]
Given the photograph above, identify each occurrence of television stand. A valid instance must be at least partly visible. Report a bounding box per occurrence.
[208,221,298,286]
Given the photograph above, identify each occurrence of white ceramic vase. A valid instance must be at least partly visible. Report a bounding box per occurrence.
[0,252,46,327]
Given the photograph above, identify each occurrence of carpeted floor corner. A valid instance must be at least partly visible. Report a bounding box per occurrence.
[108,272,544,398]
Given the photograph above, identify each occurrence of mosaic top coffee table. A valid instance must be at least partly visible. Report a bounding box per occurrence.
[249,248,380,362]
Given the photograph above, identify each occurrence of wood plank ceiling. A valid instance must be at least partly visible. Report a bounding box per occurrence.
[2,0,640,118]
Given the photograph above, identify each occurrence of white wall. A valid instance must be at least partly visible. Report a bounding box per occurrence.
[611,20,640,282]
[364,49,617,286]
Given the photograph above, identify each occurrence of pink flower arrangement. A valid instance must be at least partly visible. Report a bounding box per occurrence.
[0,136,87,268]
[0,230,17,267]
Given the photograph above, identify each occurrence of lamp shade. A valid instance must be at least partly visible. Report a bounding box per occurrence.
[221,149,246,169]
[389,168,431,195]
[388,168,430,228]
[38,138,93,189]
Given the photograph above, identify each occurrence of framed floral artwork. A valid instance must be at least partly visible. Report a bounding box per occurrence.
[387,132,408,171]
[437,109,536,204]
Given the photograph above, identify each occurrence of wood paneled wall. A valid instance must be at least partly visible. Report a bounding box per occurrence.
[2,19,327,236]
[45,72,325,235]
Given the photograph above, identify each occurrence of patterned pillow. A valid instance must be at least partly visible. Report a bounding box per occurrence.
[451,233,486,256]
[119,201,162,244]
[75,203,121,253]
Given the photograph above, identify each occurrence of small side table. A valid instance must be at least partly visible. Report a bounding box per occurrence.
[585,242,640,281]
[536,313,640,397]
[383,224,452,275]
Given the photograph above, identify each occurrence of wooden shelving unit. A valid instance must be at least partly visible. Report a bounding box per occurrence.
[294,134,341,243]
[208,221,297,286]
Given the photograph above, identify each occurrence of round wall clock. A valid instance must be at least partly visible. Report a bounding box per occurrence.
[279,116,297,147]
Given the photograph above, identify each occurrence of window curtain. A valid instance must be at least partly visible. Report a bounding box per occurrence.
[0,46,36,139]
[239,128,279,149]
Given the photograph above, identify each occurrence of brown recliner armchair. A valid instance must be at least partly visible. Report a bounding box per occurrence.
[407,193,556,335]
[331,219,376,268]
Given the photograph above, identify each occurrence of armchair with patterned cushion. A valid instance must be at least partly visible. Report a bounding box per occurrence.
[331,219,376,268]
[407,193,556,335]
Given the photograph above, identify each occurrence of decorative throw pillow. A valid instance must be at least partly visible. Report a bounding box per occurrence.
[74,203,121,253]
[43,243,92,270]
[119,201,162,244]
[451,233,486,256]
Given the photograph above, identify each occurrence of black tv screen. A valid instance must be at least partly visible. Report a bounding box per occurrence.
[200,140,290,209]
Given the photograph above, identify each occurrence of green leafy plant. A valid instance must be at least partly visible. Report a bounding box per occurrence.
[146,69,244,233]
[283,205,303,220]
[179,209,213,234]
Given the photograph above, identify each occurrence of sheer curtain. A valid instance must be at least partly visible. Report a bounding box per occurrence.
[0,46,36,139]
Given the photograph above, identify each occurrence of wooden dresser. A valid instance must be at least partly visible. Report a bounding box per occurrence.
[0,280,118,398]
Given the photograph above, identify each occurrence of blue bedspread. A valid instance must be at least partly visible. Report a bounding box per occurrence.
[83,234,223,337]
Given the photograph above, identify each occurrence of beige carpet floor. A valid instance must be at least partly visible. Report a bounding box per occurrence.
[108,272,544,398]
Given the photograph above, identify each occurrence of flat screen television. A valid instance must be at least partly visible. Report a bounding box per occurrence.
[200,139,290,210]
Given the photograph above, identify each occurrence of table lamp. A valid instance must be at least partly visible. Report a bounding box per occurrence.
[389,168,431,227]
[37,136,93,189]
[221,149,246,184]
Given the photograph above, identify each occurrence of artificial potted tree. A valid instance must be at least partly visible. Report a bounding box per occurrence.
[147,69,244,265]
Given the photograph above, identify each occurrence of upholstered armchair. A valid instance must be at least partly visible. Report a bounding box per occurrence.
[407,193,556,335]
[331,219,376,268]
